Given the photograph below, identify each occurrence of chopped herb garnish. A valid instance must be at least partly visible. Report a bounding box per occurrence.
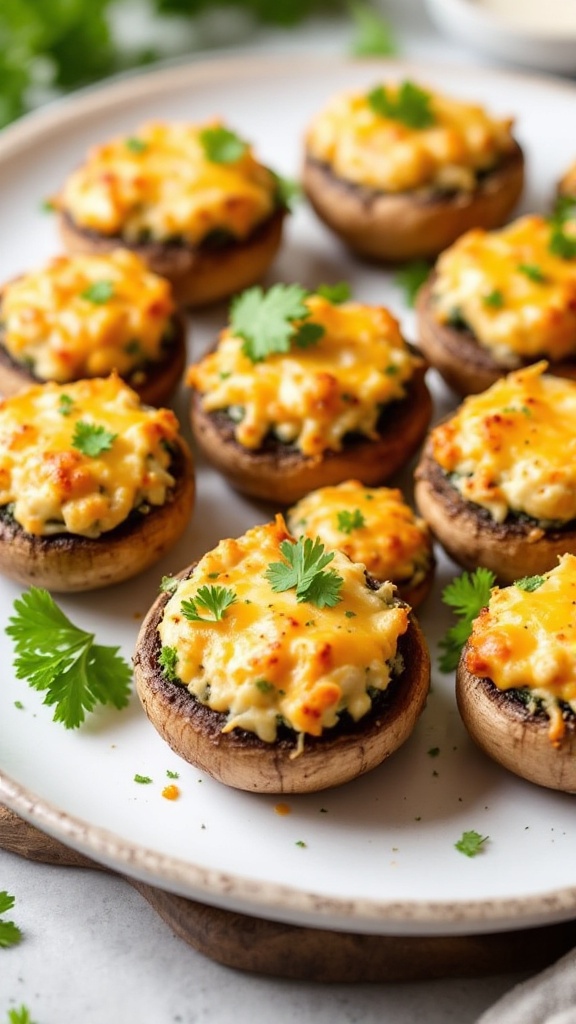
[166,769,180,779]
[255,679,274,693]
[316,281,351,304]
[159,575,178,595]
[230,283,324,363]
[295,840,307,848]
[7,1007,36,1024]
[438,568,496,672]
[394,259,432,306]
[13,700,24,709]
[80,280,115,304]
[181,585,237,623]
[518,262,546,283]
[336,509,366,534]
[158,645,179,681]
[428,746,440,758]
[125,136,148,153]
[134,774,153,784]
[265,536,344,609]
[515,574,546,592]
[349,1,397,56]
[344,610,356,618]
[483,288,504,309]
[271,170,301,210]
[71,421,117,457]
[6,587,131,729]
[199,126,248,164]
[57,393,74,417]
[455,830,489,857]
[367,80,435,129]
[549,199,576,260]
[40,198,55,213]
[0,891,22,948]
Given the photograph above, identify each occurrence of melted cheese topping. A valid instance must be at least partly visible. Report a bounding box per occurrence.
[305,82,516,193]
[1,251,175,383]
[431,363,576,523]
[59,121,277,244]
[0,376,180,537]
[187,296,420,457]
[158,516,409,743]
[432,216,576,362]
[287,481,432,586]
[466,554,576,744]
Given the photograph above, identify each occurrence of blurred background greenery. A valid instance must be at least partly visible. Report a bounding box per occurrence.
[0,0,397,129]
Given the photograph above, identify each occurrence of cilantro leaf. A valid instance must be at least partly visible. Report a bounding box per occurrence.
[336,509,366,534]
[5,588,131,729]
[349,1,397,56]
[181,585,237,622]
[515,574,546,592]
[231,284,323,362]
[315,281,351,304]
[57,393,74,417]
[265,536,344,608]
[483,289,505,309]
[438,568,496,672]
[158,645,179,681]
[8,1007,36,1024]
[134,774,153,784]
[199,126,248,164]
[367,81,435,129]
[0,891,22,949]
[293,321,325,349]
[270,171,301,210]
[394,260,432,307]
[71,421,117,457]
[125,136,148,154]
[548,199,576,259]
[81,280,115,304]
[517,262,546,283]
[455,830,489,857]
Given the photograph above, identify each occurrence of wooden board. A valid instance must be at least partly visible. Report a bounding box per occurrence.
[1,804,575,982]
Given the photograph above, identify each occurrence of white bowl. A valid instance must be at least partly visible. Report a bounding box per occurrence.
[425,0,576,74]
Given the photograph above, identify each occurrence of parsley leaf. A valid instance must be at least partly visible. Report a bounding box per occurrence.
[517,262,546,283]
[455,830,489,857]
[181,585,237,622]
[80,280,115,304]
[0,891,22,948]
[57,393,74,417]
[125,136,148,153]
[199,126,248,164]
[230,284,324,362]
[265,536,344,608]
[438,568,496,672]
[5,588,131,729]
[336,509,366,534]
[394,260,432,307]
[158,645,178,681]
[71,421,117,457]
[8,1007,36,1024]
[349,1,397,56]
[483,288,505,309]
[515,574,546,592]
[367,81,435,129]
[315,281,351,304]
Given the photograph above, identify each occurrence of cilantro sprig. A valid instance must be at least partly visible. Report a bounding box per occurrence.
[455,830,489,857]
[181,585,237,623]
[438,568,496,672]
[0,891,22,948]
[265,536,343,608]
[6,588,131,729]
[336,509,365,534]
[199,126,248,164]
[71,421,117,457]
[367,81,435,129]
[230,284,324,363]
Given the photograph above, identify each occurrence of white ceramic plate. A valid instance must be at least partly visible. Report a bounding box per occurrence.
[0,55,575,938]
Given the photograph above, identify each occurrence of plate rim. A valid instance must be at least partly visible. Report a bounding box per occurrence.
[1,50,576,937]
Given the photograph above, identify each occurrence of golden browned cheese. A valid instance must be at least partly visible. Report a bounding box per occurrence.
[430,363,576,523]
[431,215,576,362]
[2,250,175,382]
[466,554,576,743]
[0,376,180,537]
[305,82,516,193]
[287,481,431,585]
[187,295,421,457]
[158,516,409,743]
[58,121,277,244]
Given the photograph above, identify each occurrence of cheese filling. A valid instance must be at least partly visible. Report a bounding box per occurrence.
[287,481,432,587]
[187,296,420,457]
[0,376,180,538]
[59,121,278,245]
[431,216,576,362]
[431,363,576,524]
[466,554,576,744]
[305,82,516,193]
[1,251,175,383]
[158,516,409,744]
